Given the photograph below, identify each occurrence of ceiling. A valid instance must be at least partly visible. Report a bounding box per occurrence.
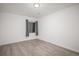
[0,3,78,18]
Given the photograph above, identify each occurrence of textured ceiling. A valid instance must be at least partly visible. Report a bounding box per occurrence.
[0,3,78,18]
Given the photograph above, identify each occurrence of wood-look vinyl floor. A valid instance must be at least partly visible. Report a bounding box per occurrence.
[0,39,79,56]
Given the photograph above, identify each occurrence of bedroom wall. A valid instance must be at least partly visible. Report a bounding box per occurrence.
[0,12,37,45]
[38,5,79,52]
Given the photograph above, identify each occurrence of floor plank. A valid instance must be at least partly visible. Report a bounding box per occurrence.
[0,39,79,56]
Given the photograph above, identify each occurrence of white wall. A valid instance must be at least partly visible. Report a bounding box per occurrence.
[0,12,37,45]
[39,5,79,52]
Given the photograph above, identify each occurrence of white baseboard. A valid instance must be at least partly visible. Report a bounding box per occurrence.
[0,36,38,46]
[39,39,79,54]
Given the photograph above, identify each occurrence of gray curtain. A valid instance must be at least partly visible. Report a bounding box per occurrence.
[26,20,29,36]
[35,21,38,35]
